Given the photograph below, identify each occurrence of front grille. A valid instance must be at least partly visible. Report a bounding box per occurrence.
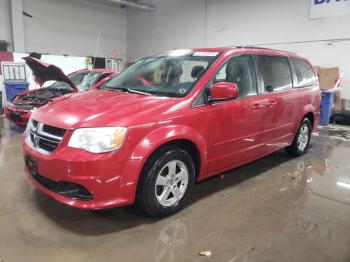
[33,173,93,200]
[42,124,66,137]
[14,104,34,110]
[27,119,66,154]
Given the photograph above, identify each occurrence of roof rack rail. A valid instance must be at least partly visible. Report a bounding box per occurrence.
[234,46,295,53]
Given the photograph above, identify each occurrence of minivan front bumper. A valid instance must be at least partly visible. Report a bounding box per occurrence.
[22,137,141,210]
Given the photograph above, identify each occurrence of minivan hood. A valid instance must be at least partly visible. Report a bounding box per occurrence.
[23,57,78,91]
[32,90,185,129]
[13,87,73,109]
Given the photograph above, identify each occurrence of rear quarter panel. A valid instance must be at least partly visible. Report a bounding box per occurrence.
[290,56,321,133]
[296,85,320,133]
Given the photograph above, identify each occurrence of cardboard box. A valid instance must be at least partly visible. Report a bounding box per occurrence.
[313,66,339,89]
[342,99,350,111]
[335,89,342,112]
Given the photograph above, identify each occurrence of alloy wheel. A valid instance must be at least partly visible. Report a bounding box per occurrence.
[155,160,189,207]
[297,124,309,151]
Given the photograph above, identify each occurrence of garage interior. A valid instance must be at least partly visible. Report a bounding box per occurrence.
[1,0,350,261]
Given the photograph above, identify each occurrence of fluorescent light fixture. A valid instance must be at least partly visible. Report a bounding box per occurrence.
[336,181,350,190]
[168,49,191,56]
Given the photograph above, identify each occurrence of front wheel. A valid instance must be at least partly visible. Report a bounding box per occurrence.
[136,146,195,217]
[285,118,312,157]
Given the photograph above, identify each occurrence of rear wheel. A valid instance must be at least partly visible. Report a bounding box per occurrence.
[137,145,195,217]
[285,118,312,157]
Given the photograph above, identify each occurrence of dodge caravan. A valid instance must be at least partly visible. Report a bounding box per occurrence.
[22,47,320,217]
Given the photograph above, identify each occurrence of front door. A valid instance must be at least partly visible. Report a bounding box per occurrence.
[207,54,266,176]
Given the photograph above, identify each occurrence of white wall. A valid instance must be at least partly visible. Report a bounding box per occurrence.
[1,0,127,60]
[127,0,350,98]
[204,0,350,47]
[0,0,13,50]
[23,0,127,59]
[127,0,206,60]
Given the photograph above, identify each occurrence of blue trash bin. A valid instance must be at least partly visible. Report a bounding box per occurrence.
[320,89,335,126]
[4,81,29,102]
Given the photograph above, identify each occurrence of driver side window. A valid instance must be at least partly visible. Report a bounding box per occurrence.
[213,55,258,98]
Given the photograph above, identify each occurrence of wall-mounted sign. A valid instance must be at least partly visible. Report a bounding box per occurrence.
[310,0,350,19]
[1,62,27,81]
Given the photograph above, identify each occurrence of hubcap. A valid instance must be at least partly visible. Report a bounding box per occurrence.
[155,160,189,207]
[297,124,309,151]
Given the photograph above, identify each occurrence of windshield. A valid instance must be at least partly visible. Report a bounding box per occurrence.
[101,50,221,97]
[47,71,101,91]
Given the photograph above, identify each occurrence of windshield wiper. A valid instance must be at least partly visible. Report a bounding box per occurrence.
[124,88,152,96]
[104,86,152,96]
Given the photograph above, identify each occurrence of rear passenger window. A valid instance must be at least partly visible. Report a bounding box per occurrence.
[258,55,293,92]
[291,58,317,88]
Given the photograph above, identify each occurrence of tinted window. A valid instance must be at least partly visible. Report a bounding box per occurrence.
[258,55,292,92]
[214,55,257,98]
[291,58,317,88]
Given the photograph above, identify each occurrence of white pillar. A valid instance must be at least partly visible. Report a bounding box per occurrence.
[10,0,25,52]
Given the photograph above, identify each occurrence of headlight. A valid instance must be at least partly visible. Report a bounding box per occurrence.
[68,127,127,153]
[6,101,14,108]
[25,116,34,136]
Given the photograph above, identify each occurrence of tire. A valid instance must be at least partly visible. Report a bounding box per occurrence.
[285,118,312,157]
[136,145,195,217]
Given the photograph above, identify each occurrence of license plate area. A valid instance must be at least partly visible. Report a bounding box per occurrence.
[24,153,93,200]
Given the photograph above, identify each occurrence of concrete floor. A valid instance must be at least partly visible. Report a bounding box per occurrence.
[0,117,350,262]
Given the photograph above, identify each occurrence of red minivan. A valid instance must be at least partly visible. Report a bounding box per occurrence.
[5,57,116,126]
[22,47,320,217]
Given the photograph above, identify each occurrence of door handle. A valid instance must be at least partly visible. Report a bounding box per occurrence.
[251,103,264,110]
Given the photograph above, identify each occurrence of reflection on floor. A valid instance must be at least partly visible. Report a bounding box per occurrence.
[0,117,349,262]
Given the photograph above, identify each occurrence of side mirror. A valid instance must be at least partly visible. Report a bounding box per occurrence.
[209,82,239,102]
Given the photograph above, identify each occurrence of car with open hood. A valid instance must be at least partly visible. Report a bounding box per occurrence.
[4,57,117,126]
[22,47,320,217]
